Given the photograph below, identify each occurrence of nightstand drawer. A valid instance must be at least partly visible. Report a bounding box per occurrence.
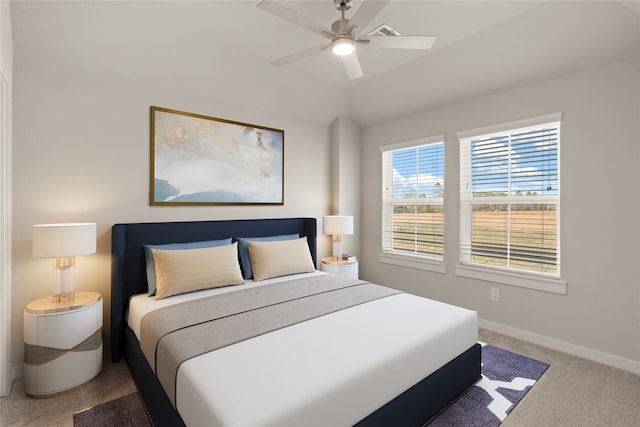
[27,303,101,349]
[24,344,102,394]
[320,257,359,279]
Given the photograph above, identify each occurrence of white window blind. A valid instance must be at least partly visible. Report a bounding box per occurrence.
[382,136,444,260]
[459,114,561,276]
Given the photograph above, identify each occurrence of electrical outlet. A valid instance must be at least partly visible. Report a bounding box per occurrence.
[490,287,500,302]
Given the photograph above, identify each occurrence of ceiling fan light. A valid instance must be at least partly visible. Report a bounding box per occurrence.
[332,37,355,56]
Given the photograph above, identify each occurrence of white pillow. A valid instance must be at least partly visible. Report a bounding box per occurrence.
[152,243,244,299]
[247,237,316,281]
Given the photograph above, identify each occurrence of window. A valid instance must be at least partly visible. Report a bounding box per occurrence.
[381,135,444,267]
[459,113,561,280]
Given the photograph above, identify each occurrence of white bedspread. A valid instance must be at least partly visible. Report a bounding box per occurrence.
[128,272,477,427]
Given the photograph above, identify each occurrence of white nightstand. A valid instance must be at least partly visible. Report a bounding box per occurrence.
[23,292,103,397]
[320,256,359,279]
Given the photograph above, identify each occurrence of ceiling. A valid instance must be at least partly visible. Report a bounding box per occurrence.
[9,1,640,126]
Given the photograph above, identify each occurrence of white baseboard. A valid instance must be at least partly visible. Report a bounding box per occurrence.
[479,318,640,375]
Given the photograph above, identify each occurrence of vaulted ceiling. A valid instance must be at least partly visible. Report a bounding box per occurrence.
[10,1,640,126]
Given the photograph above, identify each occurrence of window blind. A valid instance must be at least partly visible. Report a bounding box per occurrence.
[460,116,560,275]
[382,138,444,259]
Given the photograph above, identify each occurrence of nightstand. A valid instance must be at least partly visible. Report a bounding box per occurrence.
[320,256,359,279]
[23,291,103,397]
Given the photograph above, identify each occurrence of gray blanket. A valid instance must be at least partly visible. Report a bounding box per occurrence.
[139,274,402,406]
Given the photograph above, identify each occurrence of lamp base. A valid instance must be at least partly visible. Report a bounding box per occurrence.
[53,257,76,303]
[332,236,343,261]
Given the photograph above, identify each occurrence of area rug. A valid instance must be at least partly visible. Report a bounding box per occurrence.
[428,343,549,426]
[73,344,548,427]
[73,391,151,427]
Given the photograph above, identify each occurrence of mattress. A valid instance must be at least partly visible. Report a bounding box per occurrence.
[128,272,478,427]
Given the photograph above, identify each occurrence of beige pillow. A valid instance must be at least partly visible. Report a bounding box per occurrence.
[247,237,316,281]
[152,242,244,299]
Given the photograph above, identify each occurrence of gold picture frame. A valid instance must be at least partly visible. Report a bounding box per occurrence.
[150,106,284,205]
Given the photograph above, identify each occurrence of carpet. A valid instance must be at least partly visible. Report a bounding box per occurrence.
[429,343,549,426]
[73,392,152,427]
[73,344,548,427]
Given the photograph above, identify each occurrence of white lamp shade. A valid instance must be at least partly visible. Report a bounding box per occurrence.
[323,216,354,236]
[33,223,97,258]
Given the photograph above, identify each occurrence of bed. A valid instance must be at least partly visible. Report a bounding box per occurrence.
[111,217,480,426]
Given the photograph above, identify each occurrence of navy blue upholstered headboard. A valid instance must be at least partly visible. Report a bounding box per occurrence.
[110,217,317,361]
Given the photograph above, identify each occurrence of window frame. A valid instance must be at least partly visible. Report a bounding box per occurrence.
[380,135,446,274]
[457,113,567,294]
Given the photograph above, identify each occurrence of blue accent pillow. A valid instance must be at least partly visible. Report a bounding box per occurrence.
[143,238,232,296]
[236,234,299,279]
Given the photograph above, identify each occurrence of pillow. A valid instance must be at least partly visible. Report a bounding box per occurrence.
[247,237,315,282]
[152,243,244,300]
[144,238,232,296]
[236,234,299,279]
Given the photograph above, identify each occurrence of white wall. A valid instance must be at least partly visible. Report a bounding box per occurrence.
[361,58,640,371]
[10,56,333,373]
[329,116,362,257]
[1,0,13,396]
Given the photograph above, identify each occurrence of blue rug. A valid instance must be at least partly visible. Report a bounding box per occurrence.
[429,343,549,426]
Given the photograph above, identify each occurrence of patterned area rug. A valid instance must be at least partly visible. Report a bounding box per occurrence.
[73,344,548,427]
[429,343,549,426]
[73,392,151,427]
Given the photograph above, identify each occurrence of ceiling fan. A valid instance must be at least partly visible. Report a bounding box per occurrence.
[256,0,437,80]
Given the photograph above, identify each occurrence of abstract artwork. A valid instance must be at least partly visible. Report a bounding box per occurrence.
[150,106,284,205]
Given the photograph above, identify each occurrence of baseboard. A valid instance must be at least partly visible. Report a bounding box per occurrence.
[479,318,640,375]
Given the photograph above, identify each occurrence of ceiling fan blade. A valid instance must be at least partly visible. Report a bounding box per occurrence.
[257,0,333,39]
[348,0,390,34]
[365,35,437,50]
[271,43,329,67]
[341,53,363,80]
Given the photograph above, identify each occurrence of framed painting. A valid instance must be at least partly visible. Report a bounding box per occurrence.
[150,106,284,205]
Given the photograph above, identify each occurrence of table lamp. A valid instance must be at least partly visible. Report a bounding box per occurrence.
[323,215,354,261]
[33,223,96,302]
